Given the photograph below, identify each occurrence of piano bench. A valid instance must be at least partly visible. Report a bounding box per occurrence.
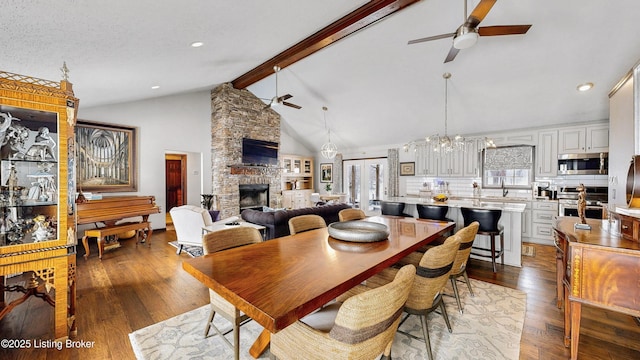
[82,221,153,260]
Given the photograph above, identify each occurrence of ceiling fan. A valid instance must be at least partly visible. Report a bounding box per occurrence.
[408,0,531,63]
[263,65,301,110]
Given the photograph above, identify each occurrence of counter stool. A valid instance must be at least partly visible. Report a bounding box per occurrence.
[381,201,409,217]
[416,204,454,245]
[461,207,504,273]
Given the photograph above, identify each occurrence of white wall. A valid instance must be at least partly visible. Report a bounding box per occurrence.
[78,90,212,228]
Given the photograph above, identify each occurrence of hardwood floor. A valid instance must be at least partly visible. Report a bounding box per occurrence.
[1,231,639,359]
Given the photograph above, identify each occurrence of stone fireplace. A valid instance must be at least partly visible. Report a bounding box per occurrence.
[239,184,269,212]
[210,83,282,218]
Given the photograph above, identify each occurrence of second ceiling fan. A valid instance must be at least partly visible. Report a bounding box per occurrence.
[408,0,531,63]
[264,65,301,110]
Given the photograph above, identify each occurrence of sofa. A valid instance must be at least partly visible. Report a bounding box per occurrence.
[241,203,352,240]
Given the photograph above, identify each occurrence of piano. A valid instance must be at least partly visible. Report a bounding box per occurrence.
[77,195,161,258]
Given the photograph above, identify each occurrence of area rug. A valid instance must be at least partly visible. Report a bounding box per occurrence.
[522,244,536,257]
[167,240,203,257]
[129,279,526,360]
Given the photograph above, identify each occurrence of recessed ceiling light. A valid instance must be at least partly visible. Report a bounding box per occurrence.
[577,82,594,92]
[190,41,204,48]
[151,85,160,90]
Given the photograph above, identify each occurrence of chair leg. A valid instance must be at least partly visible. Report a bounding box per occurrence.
[204,307,216,337]
[176,244,183,255]
[440,298,452,333]
[500,233,505,266]
[490,234,497,273]
[463,270,474,297]
[450,276,463,314]
[419,314,434,360]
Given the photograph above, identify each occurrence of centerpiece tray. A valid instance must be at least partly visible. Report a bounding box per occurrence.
[327,221,389,243]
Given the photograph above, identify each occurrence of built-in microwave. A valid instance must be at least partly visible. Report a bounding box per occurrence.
[557,152,608,175]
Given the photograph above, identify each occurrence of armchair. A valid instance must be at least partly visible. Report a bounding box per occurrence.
[169,205,213,255]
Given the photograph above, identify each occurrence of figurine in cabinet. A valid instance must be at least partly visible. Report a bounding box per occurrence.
[25,127,56,161]
[1,123,29,159]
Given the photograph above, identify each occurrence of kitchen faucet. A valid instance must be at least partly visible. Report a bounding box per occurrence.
[502,179,509,197]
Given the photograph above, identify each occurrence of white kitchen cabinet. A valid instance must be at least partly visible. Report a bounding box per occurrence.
[438,150,463,177]
[521,201,532,238]
[558,124,608,154]
[414,143,438,176]
[463,139,481,177]
[529,201,558,245]
[536,130,558,177]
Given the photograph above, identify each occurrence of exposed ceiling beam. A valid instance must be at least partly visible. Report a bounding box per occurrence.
[231,0,422,89]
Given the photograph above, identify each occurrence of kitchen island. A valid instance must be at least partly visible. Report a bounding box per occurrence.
[384,196,527,267]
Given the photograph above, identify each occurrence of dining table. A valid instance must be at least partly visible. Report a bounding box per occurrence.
[182,215,455,358]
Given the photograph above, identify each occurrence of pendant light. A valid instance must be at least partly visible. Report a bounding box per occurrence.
[320,106,338,159]
[425,72,465,153]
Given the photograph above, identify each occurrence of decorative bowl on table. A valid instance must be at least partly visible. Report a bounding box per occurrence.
[327,221,389,243]
[433,194,448,202]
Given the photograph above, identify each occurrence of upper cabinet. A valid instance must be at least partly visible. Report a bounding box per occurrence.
[281,154,314,191]
[558,124,609,154]
[537,130,558,177]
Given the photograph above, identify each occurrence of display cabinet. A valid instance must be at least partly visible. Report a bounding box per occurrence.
[0,69,78,340]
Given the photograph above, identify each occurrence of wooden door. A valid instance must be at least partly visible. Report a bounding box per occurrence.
[165,154,186,211]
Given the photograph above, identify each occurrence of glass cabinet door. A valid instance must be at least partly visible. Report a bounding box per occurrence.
[0,106,59,247]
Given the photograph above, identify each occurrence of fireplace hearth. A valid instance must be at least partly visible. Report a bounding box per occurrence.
[239,184,269,212]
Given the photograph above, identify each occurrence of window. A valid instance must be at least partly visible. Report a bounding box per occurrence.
[482,145,534,188]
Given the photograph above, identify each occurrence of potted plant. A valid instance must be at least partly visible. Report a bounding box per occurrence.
[325,183,332,194]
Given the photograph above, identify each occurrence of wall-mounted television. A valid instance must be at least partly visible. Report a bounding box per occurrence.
[242,138,279,166]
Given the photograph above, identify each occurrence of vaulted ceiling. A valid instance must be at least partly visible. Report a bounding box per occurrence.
[5,0,640,153]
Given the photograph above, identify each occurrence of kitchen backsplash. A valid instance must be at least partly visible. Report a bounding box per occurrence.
[403,175,608,199]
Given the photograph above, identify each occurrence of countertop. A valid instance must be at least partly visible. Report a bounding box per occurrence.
[384,196,527,213]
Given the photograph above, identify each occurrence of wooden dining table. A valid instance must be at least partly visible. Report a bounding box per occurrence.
[182,215,455,358]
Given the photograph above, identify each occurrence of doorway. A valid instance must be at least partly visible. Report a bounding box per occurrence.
[342,158,386,216]
[165,154,186,212]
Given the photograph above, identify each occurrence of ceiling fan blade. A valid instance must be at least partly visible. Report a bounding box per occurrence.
[465,0,497,28]
[444,46,460,63]
[279,94,293,101]
[408,32,455,45]
[478,24,532,36]
[282,101,301,109]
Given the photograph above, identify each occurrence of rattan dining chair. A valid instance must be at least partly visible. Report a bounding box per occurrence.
[202,226,263,360]
[338,208,366,222]
[344,235,461,360]
[288,214,327,235]
[270,264,416,360]
[449,221,479,314]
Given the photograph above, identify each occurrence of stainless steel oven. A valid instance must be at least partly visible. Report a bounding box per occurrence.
[557,185,608,219]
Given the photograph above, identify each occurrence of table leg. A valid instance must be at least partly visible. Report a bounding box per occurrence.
[98,236,105,259]
[563,285,571,347]
[82,235,90,259]
[249,329,271,359]
[570,301,582,360]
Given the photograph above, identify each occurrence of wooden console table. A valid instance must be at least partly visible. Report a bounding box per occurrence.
[554,216,640,360]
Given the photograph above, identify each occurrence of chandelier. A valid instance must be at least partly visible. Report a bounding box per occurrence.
[426,72,466,153]
[320,106,338,159]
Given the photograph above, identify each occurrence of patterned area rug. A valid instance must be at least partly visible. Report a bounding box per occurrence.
[167,240,203,257]
[129,279,526,359]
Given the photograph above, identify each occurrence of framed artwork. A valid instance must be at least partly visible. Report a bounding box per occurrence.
[400,162,415,176]
[76,120,137,192]
[320,163,333,183]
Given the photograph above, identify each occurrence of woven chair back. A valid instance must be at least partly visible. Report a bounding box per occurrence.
[202,226,263,255]
[406,235,461,310]
[450,221,479,274]
[330,264,415,346]
[338,208,366,222]
[288,214,327,235]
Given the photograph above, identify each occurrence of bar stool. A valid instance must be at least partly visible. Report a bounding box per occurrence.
[416,204,453,222]
[416,204,454,244]
[380,201,408,216]
[460,207,504,273]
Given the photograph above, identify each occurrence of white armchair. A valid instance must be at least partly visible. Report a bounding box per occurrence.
[169,205,214,254]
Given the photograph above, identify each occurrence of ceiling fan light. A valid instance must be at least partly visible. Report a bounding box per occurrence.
[453,27,478,49]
